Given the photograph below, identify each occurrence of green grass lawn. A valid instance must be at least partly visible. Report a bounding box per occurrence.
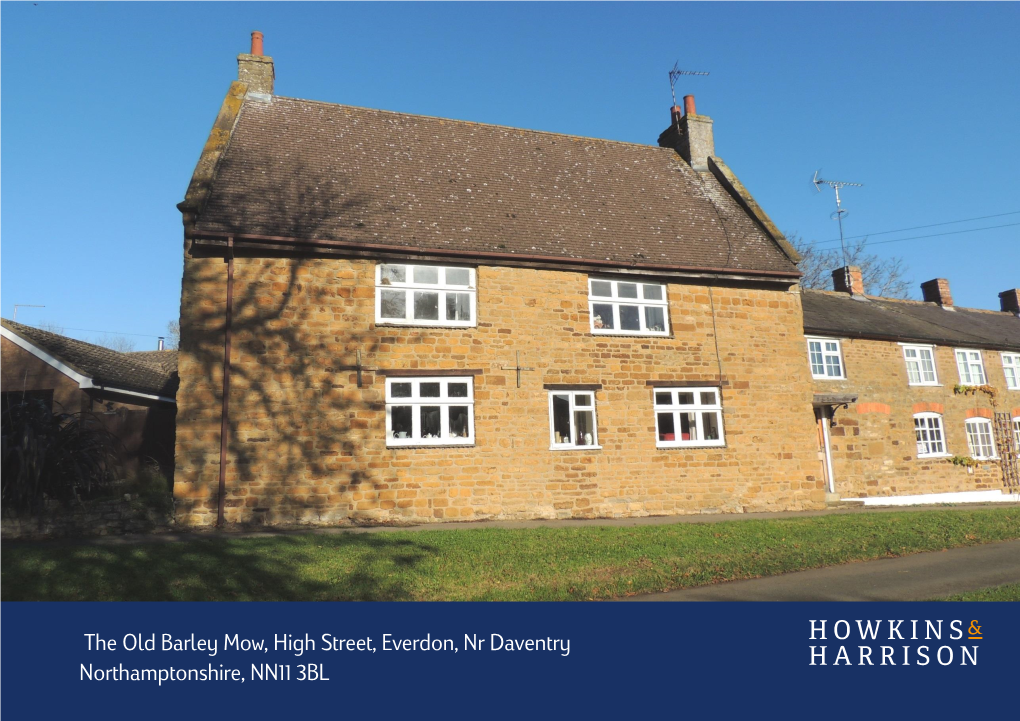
[931,583,1020,602]
[3,507,1018,601]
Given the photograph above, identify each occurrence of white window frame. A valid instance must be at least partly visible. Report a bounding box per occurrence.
[375,263,477,328]
[547,390,601,450]
[901,344,939,386]
[913,413,948,458]
[588,278,670,337]
[955,348,987,386]
[1001,352,1020,390]
[385,377,475,447]
[1012,417,1020,450]
[653,387,726,448]
[964,417,997,460]
[806,337,845,380]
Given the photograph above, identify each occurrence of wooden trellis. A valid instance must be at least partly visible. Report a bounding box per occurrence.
[993,412,1019,492]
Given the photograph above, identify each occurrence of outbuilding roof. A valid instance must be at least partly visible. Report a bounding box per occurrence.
[189,96,800,277]
[1,319,178,399]
[801,290,1020,351]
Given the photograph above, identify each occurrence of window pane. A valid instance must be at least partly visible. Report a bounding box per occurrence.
[655,392,673,406]
[618,283,639,299]
[590,281,613,297]
[380,290,406,319]
[552,395,571,444]
[448,383,468,398]
[642,284,663,301]
[677,392,694,405]
[449,406,470,438]
[700,391,716,405]
[702,412,720,440]
[619,305,640,331]
[413,291,440,320]
[825,355,842,377]
[592,303,615,330]
[380,264,406,284]
[906,360,921,385]
[446,292,472,321]
[657,412,676,442]
[413,266,439,284]
[574,394,592,407]
[420,382,441,398]
[679,412,697,441]
[420,407,441,438]
[390,382,412,398]
[574,410,594,445]
[644,306,665,332]
[391,406,412,439]
[445,268,470,286]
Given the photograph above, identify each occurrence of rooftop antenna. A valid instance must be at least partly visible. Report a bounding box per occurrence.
[812,170,864,292]
[12,304,44,322]
[668,62,709,130]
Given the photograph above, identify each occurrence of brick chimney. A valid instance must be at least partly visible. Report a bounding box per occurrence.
[657,95,715,171]
[999,288,1020,315]
[832,266,864,295]
[921,278,953,308]
[237,31,274,95]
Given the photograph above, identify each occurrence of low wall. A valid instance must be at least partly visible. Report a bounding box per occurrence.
[1,498,173,540]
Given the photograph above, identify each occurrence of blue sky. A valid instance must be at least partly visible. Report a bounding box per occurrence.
[2,2,1018,346]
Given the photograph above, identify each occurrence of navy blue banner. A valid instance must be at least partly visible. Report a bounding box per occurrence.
[2,602,1014,718]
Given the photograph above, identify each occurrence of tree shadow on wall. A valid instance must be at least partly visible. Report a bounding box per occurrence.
[178,167,401,527]
[1,533,439,601]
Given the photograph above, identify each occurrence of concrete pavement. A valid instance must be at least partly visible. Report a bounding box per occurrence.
[619,539,1020,601]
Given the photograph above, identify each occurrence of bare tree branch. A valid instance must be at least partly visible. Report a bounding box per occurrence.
[789,234,914,299]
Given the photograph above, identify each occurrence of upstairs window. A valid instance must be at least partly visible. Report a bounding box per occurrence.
[913,413,947,458]
[955,349,986,386]
[588,279,669,336]
[964,418,996,460]
[653,387,725,448]
[1001,352,1020,390]
[376,264,476,327]
[548,390,600,450]
[807,338,845,379]
[385,377,474,446]
[902,345,938,386]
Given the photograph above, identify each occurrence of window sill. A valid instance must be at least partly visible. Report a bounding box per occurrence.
[387,442,475,449]
[917,453,952,459]
[549,445,603,452]
[375,322,477,329]
[656,442,727,449]
[811,376,847,381]
[907,383,942,388]
[590,332,671,339]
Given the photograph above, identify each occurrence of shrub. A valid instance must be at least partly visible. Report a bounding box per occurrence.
[1,396,121,514]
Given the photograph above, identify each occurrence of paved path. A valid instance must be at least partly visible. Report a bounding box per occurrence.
[619,540,1020,602]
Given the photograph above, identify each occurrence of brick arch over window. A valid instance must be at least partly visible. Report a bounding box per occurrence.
[965,408,994,420]
[912,402,944,414]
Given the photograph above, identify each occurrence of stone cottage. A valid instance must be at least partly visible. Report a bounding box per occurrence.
[801,271,1020,502]
[173,34,827,526]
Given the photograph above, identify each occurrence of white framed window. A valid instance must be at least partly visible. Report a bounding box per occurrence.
[807,338,845,379]
[385,377,474,446]
[964,418,996,460]
[955,349,986,385]
[1001,352,1020,390]
[653,387,725,448]
[902,344,938,386]
[588,278,669,336]
[1013,417,1020,449]
[913,413,948,458]
[548,390,600,450]
[375,263,476,327]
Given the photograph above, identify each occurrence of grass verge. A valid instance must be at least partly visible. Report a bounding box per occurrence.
[3,507,1018,601]
[930,583,1020,602]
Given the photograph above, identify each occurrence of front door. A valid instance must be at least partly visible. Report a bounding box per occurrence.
[814,407,835,494]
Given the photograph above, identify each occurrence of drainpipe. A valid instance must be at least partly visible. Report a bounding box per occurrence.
[217,236,234,527]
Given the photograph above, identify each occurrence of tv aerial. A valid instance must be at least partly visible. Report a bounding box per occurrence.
[812,170,864,289]
[668,61,709,108]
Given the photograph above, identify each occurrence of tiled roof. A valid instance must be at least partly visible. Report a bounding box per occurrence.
[1,319,179,398]
[802,290,1020,351]
[190,97,800,276]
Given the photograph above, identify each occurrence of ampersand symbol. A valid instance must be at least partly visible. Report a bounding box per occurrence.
[969,620,982,636]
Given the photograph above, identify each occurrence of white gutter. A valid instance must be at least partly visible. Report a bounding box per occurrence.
[1,325,175,405]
